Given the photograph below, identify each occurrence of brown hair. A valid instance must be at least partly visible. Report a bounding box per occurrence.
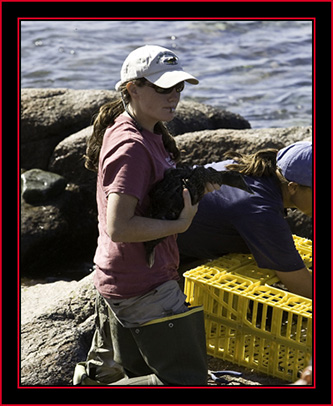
[85,78,180,172]
[225,148,281,178]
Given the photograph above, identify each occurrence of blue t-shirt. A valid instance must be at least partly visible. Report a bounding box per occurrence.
[177,160,305,272]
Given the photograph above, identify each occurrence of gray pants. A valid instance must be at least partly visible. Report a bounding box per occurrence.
[105,280,189,327]
[73,293,124,385]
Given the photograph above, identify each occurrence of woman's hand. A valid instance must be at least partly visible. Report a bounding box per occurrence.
[204,182,221,194]
[178,188,199,232]
[275,267,312,299]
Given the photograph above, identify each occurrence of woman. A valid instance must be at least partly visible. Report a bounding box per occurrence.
[75,45,216,386]
[177,141,313,299]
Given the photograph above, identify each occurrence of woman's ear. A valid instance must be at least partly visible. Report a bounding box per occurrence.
[287,181,298,195]
[126,82,138,98]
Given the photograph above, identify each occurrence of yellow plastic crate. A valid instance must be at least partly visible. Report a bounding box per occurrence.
[183,235,312,382]
[203,235,312,285]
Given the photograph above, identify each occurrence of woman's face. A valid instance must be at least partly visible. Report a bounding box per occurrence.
[127,80,182,132]
[289,184,313,217]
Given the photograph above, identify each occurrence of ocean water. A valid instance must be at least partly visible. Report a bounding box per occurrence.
[20,19,312,129]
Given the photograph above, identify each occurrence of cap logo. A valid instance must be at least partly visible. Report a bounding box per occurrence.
[156,52,178,66]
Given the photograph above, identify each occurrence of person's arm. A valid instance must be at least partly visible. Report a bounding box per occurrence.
[231,208,312,299]
[107,188,198,243]
[275,267,312,299]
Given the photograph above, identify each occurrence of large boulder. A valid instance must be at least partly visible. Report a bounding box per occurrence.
[21,88,118,170]
[20,274,96,386]
[176,126,312,165]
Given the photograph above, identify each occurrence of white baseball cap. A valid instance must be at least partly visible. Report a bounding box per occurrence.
[115,45,199,91]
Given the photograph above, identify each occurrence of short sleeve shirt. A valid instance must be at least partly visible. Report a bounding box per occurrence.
[177,160,305,272]
[93,115,179,299]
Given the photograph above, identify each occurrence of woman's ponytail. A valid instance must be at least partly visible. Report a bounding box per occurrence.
[225,149,279,177]
[85,99,124,172]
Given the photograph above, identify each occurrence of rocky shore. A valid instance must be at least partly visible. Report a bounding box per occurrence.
[20,88,312,386]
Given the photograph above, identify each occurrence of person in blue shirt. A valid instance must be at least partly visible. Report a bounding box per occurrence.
[177,141,312,298]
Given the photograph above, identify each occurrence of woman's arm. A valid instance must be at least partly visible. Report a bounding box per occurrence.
[107,188,198,243]
[275,268,312,299]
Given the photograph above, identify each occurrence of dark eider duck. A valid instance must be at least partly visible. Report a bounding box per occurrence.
[145,166,253,267]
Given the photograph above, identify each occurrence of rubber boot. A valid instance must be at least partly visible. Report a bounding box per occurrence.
[108,307,153,378]
[129,306,208,386]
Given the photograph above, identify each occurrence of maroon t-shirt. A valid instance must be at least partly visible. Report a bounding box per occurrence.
[93,114,179,299]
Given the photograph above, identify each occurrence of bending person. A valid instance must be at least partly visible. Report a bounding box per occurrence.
[177,141,313,299]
